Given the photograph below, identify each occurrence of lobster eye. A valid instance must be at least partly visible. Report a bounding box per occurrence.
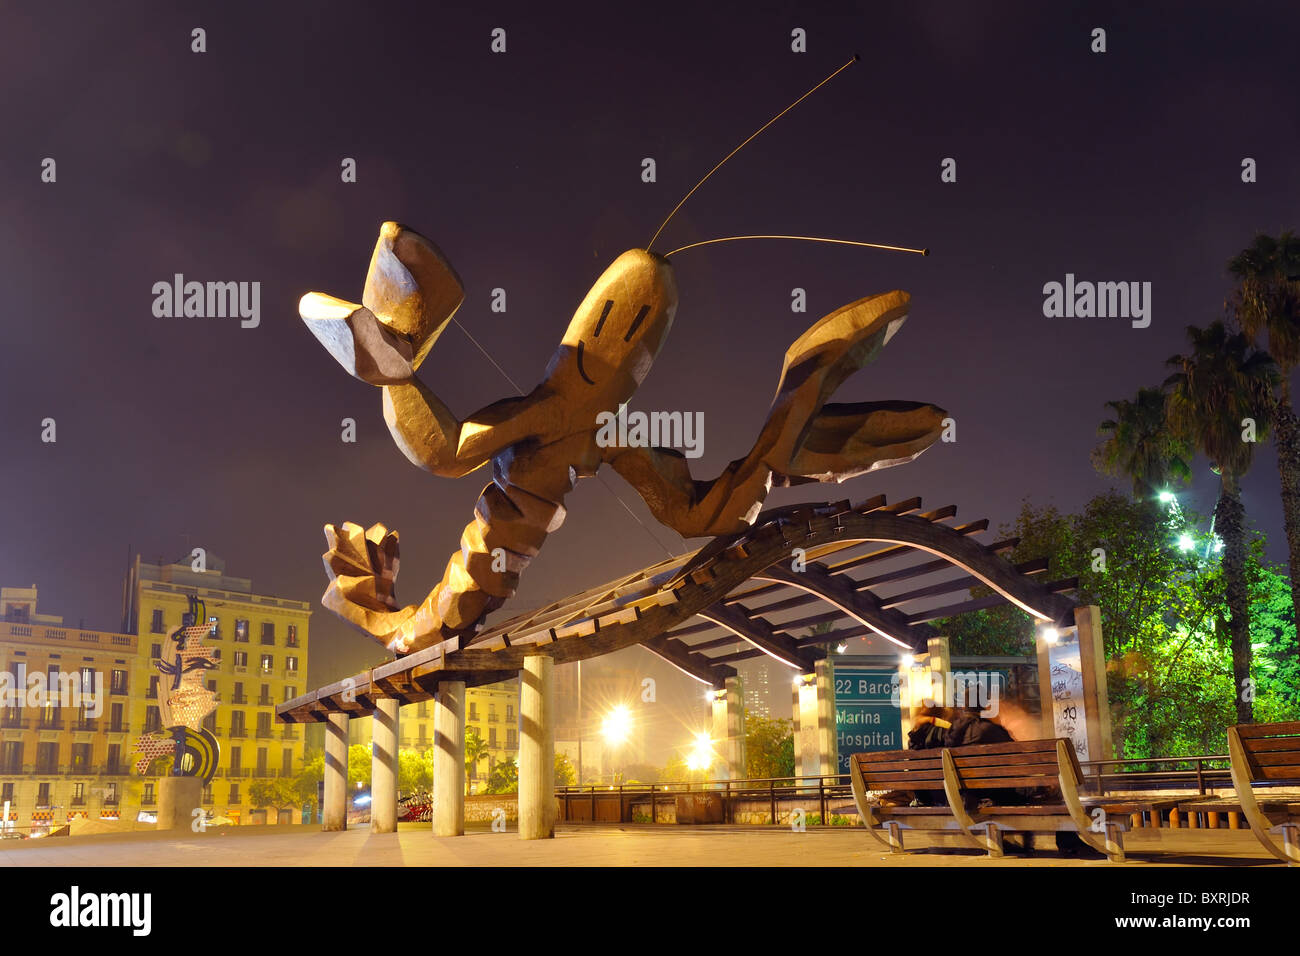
[624,304,650,342]
[593,299,613,337]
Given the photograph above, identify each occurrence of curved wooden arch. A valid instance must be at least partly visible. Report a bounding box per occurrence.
[278,497,1079,722]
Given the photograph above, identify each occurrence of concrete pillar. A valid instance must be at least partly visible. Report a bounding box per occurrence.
[371,697,399,833]
[711,676,746,780]
[432,681,465,837]
[814,657,837,778]
[927,635,951,706]
[1076,605,1114,762]
[323,712,349,831]
[157,775,202,831]
[518,654,555,840]
[797,659,836,779]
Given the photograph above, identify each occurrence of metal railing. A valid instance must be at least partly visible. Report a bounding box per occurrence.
[554,752,1256,827]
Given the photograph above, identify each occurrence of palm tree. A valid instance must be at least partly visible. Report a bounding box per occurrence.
[1094,386,1192,498]
[1228,231,1300,639]
[464,729,490,793]
[1164,322,1278,722]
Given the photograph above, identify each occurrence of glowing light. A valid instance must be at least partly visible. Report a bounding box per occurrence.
[900,654,915,667]
[1157,490,1175,503]
[835,642,848,654]
[601,705,632,744]
[685,731,715,771]
[1177,534,1195,552]
[1040,627,1060,645]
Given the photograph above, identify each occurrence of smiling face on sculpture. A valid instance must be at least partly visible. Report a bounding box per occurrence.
[545,249,678,410]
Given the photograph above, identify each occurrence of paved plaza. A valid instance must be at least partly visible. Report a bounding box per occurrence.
[0,823,1285,867]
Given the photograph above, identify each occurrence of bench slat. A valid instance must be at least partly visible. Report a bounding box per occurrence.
[1235,721,1300,738]
[1241,736,1300,753]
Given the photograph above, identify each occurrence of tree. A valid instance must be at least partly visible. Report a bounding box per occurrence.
[1229,230,1300,646]
[485,756,518,793]
[554,751,577,787]
[744,710,794,781]
[347,744,372,789]
[464,729,490,789]
[1166,321,1278,721]
[249,778,299,819]
[1094,386,1191,497]
[399,748,433,794]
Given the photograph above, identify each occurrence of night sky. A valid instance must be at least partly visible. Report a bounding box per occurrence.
[2,0,1297,710]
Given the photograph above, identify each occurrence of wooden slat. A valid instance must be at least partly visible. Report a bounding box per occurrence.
[963,775,1059,789]
[1242,735,1300,753]
[1235,721,1300,738]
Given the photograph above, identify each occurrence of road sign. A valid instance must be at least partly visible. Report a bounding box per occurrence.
[833,667,902,774]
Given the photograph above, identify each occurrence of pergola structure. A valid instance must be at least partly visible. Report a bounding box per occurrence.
[277,494,1081,839]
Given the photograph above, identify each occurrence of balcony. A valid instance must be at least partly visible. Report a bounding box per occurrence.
[227,768,248,778]
[72,719,98,732]
[231,695,248,704]
[279,729,299,741]
[0,716,28,730]
[255,729,274,739]
[37,718,64,731]
[106,723,129,735]
[103,765,128,777]
[33,765,59,776]
[70,796,86,807]
[281,668,299,680]
[257,696,273,706]
[253,768,274,778]
[141,794,156,807]
[229,729,247,739]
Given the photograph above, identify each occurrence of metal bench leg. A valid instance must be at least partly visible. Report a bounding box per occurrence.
[1104,821,1127,863]
[884,820,905,854]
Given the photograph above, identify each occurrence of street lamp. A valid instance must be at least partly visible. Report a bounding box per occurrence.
[601,705,632,784]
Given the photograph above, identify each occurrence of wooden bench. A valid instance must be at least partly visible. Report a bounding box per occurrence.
[1223,720,1300,865]
[850,737,1126,861]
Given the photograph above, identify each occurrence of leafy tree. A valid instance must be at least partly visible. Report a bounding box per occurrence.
[1166,322,1278,721]
[485,756,518,793]
[464,729,490,788]
[744,710,794,782]
[347,744,372,788]
[554,751,577,787]
[249,778,299,817]
[1229,230,1300,644]
[1094,386,1191,496]
[399,748,432,794]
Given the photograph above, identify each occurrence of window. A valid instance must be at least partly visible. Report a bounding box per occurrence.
[468,704,479,721]
[506,729,517,749]
[231,711,246,737]
[233,651,247,669]
[284,686,297,703]
[42,666,60,725]
[104,782,118,805]
[110,702,124,732]
[286,624,299,647]
[234,619,249,643]
[259,654,274,674]
[282,749,293,776]
[202,785,213,804]
[0,742,22,774]
[145,706,161,733]
[71,782,85,805]
[150,643,161,659]
[256,747,268,776]
[110,669,127,695]
[417,702,428,718]
[36,742,58,774]
[232,682,246,704]
[489,727,497,748]
[36,783,50,806]
[260,622,275,645]
[259,683,271,705]
[79,666,95,695]
[256,713,272,737]
[230,746,242,771]
[0,782,12,804]
[208,616,220,640]
[150,609,164,633]
[71,743,91,773]
[210,647,221,662]
[146,676,159,700]
[506,704,514,722]
[489,705,497,723]
[229,784,240,803]
[106,743,121,773]
[142,783,155,804]
[284,656,298,674]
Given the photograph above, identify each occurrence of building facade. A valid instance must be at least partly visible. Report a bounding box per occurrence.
[348,679,520,793]
[0,557,312,835]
